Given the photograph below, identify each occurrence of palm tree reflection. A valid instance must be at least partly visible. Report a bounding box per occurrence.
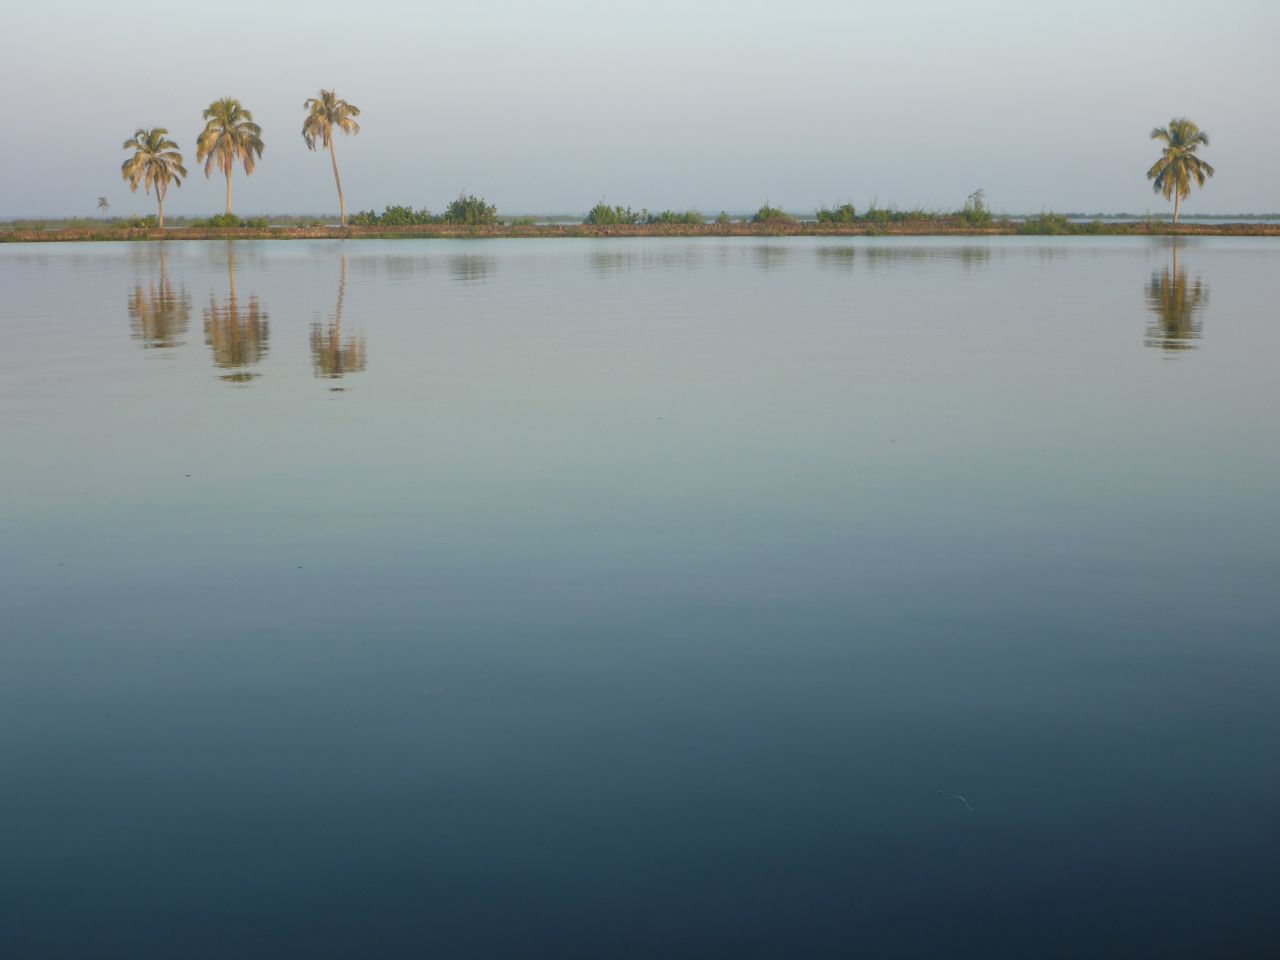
[310,254,367,379]
[204,243,269,382]
[1145,245,1207,352]
[127,251,191,348]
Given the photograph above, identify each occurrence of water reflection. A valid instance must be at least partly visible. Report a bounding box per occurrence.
[127,251,191,349]
[204,244,270,383]
[815,246,857,270]
[448,254,496,284]
[310,255,367,380]
[863,245,992,269]
[1145,245,1207,352]
[588,246,707,276]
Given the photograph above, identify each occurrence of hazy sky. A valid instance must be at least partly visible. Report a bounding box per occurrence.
[4,0,1277,216]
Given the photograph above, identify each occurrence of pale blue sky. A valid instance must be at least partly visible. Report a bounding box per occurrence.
[4,0,1277,216]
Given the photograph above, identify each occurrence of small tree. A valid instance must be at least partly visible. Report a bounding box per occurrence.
[442,194,498,225]
[97,196,110,215]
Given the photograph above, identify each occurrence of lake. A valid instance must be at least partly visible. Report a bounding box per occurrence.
[2,237,1278,958]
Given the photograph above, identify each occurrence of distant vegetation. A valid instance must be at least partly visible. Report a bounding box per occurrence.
[584,203,641,226]
[753,204,797,224]
[90,107,1231,234]
[442,194,498,225]
[816,203,857,223]
[345,195,498,227]
[646,210,704,225]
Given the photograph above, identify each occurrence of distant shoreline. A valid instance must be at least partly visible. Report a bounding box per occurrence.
[4,220,1280,242]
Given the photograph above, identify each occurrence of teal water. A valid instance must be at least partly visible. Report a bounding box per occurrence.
[2,237,1278,958]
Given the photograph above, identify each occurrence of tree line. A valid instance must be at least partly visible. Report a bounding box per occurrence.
[119,107,1217,229]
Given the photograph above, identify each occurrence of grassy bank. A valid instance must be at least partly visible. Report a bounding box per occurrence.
[3,218,1279,242]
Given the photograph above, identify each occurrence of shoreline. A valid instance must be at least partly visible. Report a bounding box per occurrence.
[3,220,1279,242]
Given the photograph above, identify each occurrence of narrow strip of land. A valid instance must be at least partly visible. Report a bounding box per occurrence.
[3,220,1278,242]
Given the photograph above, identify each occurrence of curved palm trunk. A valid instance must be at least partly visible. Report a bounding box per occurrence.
[225,167,233,214]
[1173,192,1181,226]
[329,140,346,227]
[156,182,166,229]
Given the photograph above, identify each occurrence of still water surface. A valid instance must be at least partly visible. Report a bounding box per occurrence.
[2,238,1278,957]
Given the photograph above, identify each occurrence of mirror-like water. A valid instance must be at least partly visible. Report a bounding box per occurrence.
[2,237,1278,958]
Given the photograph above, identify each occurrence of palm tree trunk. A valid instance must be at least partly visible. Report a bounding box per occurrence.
[157,192,165,230]
[329,139,345,227]
[1173,192,1180,226]
[225,165,233,215]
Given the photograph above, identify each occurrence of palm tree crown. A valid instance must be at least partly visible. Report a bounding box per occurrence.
[1147,118,1215,224]
[196,97,265,214]
[302,89,361,227]
[121,128,187,228]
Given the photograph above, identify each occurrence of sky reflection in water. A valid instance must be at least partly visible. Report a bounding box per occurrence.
[0,237,1277,959]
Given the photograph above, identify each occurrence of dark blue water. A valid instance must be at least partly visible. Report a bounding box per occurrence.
[2,238,1278,958]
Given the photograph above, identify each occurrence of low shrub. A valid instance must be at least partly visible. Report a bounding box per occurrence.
[959,189,993,227]
[1018,212,1073,235]
[816,203,857,223]
[753,204,796,224]
[443,194,498,225]
[584,203,641,226]
[646,210,704,225]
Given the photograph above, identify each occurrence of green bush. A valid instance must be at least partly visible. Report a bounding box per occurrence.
[1018,212,1073,235]
[646,210,704,225]
[716,211,731,224]
[243,216,269,228]
[193,213,243,228]
[862,202,897,224]
[959,189,993,227]
[348,205,438,226]
[508,216,536,226]
[584,203,641,226]
[816,203,857,223]
[752,204,796,224]
[121,214,159,229]
[443,194,498,225]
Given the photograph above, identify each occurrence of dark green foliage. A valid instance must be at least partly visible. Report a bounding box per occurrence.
[121,214,159,228]
[1018,212,1073,235]
[443,194,498,225]
[753,204,796,223]
[508,216,537,226]
[646,210,704,225]
[194,212,243,228]
[243,216,269,228]
[959,189,993,226]
[816,203,857,223]
[584,203,641,225]
[348,205,438,226]
[716,211,731,224]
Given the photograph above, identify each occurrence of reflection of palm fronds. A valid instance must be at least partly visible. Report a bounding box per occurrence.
[204,293,269,370]
[128,275,191,348]
[1145,267,1206,351]
[310,323,367,378]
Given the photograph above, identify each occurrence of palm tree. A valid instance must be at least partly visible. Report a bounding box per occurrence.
[302,89,361,227]
[196,98,264,215]
[1147,118,1215,225]
[97,196,110,215]
[120,128,187,228]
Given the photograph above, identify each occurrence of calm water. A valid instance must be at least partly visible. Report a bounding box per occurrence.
[2,237,1278,958]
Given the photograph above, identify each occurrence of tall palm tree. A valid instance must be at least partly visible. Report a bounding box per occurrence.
[1147,118,1215,225]
[196,98,264,215]
[97,196,110,215]
[120,128,187,228]
[302,89,361,227]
